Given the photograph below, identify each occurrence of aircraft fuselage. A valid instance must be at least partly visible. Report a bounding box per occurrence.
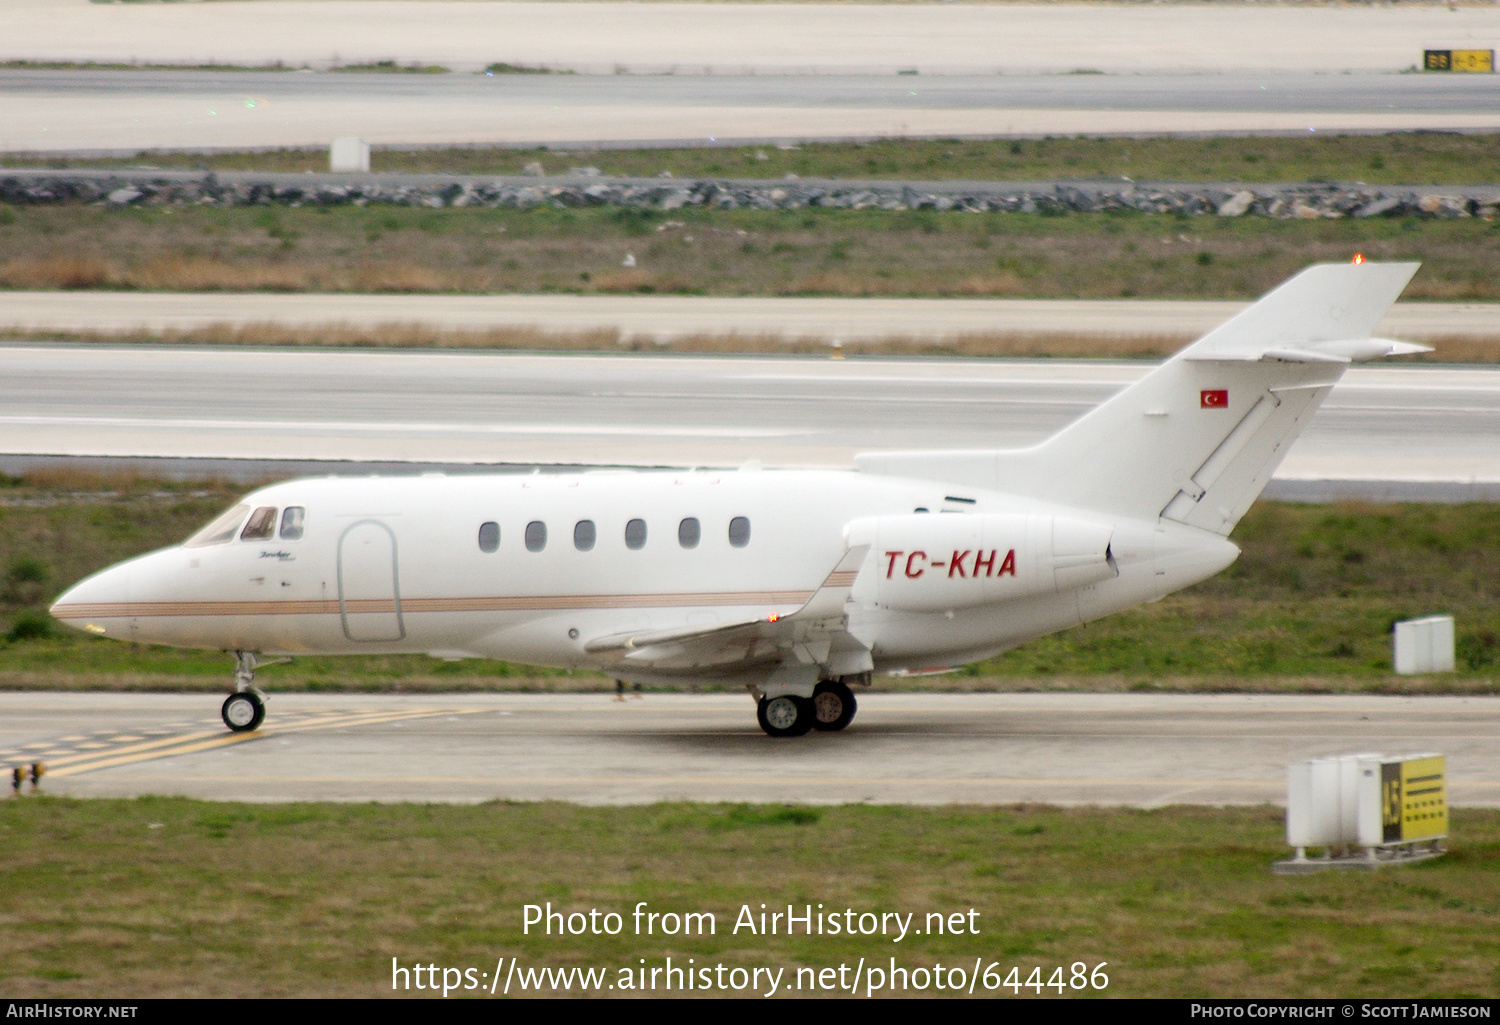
[51,468,1236,685]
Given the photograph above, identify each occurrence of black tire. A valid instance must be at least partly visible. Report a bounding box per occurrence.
[757,694,814,738]
[811,681,857,732]
[222,691,265,733]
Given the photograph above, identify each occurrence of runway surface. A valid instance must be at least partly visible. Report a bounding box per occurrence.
[1,344,1497,482]
[5,692,1496,806]
[6,69,1498,150]
[5,1,1500,149]
[8,1,1496,76]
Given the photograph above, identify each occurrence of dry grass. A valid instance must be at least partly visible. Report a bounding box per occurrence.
[2,205,1500,306]
[592,268,698,294]
[0,321,1220,359]
[12,322,1500,361]
[0,255,111,289]
[0,255,485,294]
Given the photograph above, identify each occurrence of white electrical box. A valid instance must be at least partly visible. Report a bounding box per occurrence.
[1281,753,1448,871]
[1286,753,1375,847]
[1393,615,1455,674]
[330,137,371,173]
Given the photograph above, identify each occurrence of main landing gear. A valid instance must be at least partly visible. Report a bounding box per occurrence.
[811,680,857,732]
[756,679,859,738]
[221,650,267,732]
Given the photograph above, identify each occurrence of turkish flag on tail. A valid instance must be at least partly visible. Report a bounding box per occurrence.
[1201,389,1228,409]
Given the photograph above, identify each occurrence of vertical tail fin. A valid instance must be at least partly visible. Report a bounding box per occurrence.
[857,261,1424,534]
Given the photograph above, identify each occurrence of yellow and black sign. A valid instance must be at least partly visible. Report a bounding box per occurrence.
[1424,49,1495,73]
[1381,755,1448,843]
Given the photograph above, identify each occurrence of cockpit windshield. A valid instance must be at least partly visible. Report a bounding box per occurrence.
[184,504,250,548]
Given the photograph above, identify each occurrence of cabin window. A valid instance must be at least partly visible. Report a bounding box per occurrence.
[678,517,701,549]
[625,518,647,550]
[525,520,547,552]
[728,516,751,548]
[478,521,499,553]
[240,506,277,541]
[574,520,596,551]
[279,506,305,540]
[184,504,250,547]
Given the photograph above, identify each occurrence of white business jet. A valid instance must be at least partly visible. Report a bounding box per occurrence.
[51,261,1424,737]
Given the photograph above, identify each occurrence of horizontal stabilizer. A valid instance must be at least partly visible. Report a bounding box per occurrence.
[1188,337,1433,364]
[1182,261,1420,361]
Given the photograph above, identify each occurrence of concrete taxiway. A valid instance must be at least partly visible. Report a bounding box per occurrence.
[4,2,1499,150]
[4,692,1496,807]
[1,344,1497,483]
[5,69,1499,150]
[8,2,1493,76]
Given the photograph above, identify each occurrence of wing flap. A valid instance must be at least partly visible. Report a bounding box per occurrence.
[583,545,869,673]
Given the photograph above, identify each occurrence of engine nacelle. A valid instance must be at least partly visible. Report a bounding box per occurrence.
[845,512,1116,613]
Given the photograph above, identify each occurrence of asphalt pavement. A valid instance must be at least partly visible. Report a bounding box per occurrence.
[7,69,1497,151]
[8,2,1495,76]
[1,344,1496,484]
[4,0,1499,150]
[5,692,1496,807]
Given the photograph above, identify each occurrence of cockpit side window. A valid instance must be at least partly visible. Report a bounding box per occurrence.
[241,506,278,541]
[279,506,305,540]
[184,504,251,548]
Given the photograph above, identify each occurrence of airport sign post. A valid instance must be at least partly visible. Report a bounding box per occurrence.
[1423,49,1495,73]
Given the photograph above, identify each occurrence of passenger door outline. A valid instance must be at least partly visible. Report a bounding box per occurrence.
[337,519,405,642]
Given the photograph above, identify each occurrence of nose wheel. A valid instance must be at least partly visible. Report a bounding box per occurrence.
[222,691,265,732]
[222,649,269,732]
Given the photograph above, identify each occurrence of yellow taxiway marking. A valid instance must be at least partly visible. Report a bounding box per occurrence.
[40,708,487,778]
[29,709,474,770]
[45,731,265,777]
[36,729,231,770]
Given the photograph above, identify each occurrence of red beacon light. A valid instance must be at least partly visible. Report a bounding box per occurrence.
[1352,253,1364,264]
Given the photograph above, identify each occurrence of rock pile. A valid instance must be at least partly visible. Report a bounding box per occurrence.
[1,169,1495,219]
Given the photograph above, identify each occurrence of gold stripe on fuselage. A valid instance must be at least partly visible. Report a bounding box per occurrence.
[51,589,817,620]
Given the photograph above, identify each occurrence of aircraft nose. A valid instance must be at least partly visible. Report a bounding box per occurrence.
[49,561,132,636]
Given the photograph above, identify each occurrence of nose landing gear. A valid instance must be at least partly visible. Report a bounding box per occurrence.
[222,690,265,732]
[221,650,268,732]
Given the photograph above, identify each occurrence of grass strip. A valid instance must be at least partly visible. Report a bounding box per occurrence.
[8,325,1500,364]
[0,475,1496,690]
[2,798,1497,998]
[0,60,303,73]
[7,133,1500,187]
[0,324,1207,360]
[0,204,1497,302]
[0,59,449,74]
